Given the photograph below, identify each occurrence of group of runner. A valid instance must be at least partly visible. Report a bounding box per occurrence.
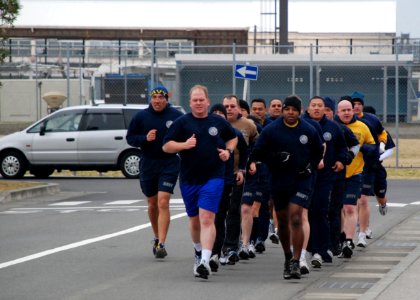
[126,85,394,280]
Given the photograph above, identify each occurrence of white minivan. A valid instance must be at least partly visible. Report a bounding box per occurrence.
[0,104,172,179]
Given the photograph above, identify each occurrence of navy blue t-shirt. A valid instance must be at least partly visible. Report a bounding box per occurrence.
[306,114,348,178]
[126,104,183,159]
[163,113,237,184]
[250,117,324,187]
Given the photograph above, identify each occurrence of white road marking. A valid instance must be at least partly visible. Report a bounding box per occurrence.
[411,201,420,205]
[0,210,41,214]
[170,198,184,204]
[381,203,407,207]
[0,212,187,270]
[97,208,140,212]
[49,201,91,206]
[104,200,143,205]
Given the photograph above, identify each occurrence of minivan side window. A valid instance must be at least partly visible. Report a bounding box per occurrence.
[123,109,142,128]
[28,110,84,133]
[83,112,125,131]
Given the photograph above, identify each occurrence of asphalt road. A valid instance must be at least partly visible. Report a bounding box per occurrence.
[0,177,419,300]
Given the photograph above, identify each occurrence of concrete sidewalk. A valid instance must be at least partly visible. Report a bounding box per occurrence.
[0,183,60,204]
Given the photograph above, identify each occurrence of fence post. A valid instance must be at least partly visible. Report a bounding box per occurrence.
[232,42,236,95]
[395,42,400,167]
[383,66,388,123]
[66,43,70,107]
[309,44,314,99]
[124,48,127,105]
[35,51,39,120]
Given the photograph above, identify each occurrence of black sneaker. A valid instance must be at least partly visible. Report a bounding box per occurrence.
[342,240,353,258]
[255,239,266,253]
[152,238,159,256]
[283,258,291,280]
[155,243,167,259]
[227,249,239,265]
[290,259,301,279]
[239,245,250,260]
[196,261,211,280]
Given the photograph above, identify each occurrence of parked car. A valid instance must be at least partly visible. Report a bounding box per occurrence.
[0,104,184,179]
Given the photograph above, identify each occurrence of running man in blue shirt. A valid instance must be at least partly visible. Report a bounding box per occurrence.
[163,85,237,280]
[249,95,324,280]
[126,86,183,259]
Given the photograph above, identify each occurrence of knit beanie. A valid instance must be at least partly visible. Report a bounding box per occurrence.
[324,96,336,114]
[351,91,365,106]
[283,95,302,113]
[150,86,169,100]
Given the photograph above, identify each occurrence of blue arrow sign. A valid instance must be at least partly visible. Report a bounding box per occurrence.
[235,64,259,80]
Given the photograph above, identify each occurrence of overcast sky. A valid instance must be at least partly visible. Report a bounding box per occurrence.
[13,0,420,38]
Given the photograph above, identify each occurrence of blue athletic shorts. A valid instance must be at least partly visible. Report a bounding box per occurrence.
[241,163,270,205]
[139,156,180,197]
[373,164,387,198]
[180,178,224,217]
[361,170,375,196]
[271,174,313,211]
[342,174,362,205]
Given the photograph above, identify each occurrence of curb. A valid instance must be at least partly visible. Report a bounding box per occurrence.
[0,183,61,204]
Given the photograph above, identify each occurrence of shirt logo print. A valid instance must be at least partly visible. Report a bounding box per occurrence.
[208,127,218,136]
[299,135,308,144]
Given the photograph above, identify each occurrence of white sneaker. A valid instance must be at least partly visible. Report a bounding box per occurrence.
[193,250,201,277]
[248,243,256,259]
[357,232,367,247]
[196,260,211,279]
[366,228,373,239]
[299,256,310,274]
[379,204,388,216]
[219,253,228,266]
[209,254,219,272]
[311,253,322,268]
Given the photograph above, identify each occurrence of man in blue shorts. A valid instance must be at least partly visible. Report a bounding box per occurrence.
[163,85,237,280]
[248,95,324,280]
[335,99,376,258]
[126,86,183,259]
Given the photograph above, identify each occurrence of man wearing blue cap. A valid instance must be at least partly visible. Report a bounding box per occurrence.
[126,85,183,259]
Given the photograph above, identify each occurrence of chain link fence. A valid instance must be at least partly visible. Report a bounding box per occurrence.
[0,40,419,167]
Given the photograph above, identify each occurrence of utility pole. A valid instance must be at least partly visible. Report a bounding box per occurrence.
[279,0,288,54]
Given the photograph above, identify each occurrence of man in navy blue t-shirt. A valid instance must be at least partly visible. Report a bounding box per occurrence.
[163,85,237,280]
[249,95,324,280]
[126,86,183,259]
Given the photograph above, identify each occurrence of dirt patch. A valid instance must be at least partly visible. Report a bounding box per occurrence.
[0,181,45,191]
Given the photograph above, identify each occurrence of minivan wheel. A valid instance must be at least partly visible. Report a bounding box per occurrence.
[120,151,141,179]
[0,151,27,179]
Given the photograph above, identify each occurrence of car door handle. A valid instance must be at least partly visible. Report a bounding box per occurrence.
[66,138,75,142]
[114,136,123,140]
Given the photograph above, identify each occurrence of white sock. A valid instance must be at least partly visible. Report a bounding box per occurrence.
[193,242,202,252]
[300,249,306,259]
[201,249,212,263]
